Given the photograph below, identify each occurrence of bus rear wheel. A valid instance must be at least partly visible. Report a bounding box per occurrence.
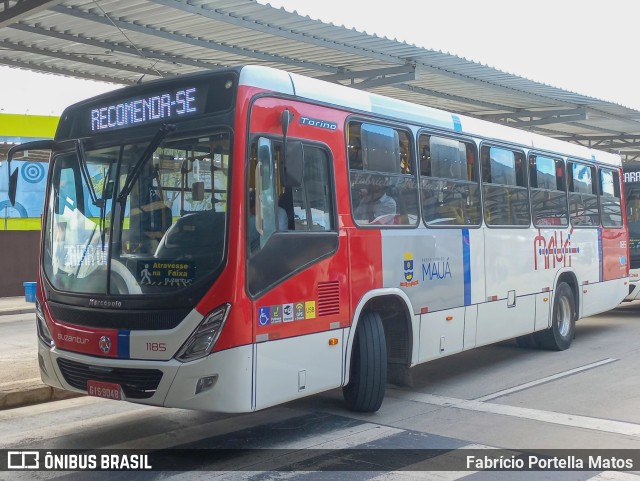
[343,311,387,412]
[534,282,576,351]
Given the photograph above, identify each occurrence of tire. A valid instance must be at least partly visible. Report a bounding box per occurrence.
[343,311,387,412]
[534,282,576,351]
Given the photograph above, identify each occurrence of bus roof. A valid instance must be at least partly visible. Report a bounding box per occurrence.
[55,64,620,169]
[239,65,622,168]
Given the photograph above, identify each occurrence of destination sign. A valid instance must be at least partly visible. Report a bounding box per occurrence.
[56,71,237,140]
[625,170,640,184]
[90,87,202,132]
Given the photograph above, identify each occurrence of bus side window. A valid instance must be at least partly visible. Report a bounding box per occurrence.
[481,145,529,227]
[600,167,622,227]
[529,155,568,227]
[419,134,481,227]
[348,121,418,227]
[568,161,599,227]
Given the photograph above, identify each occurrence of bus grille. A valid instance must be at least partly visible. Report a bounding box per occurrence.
[57,358,163,399]
[49,302,190,330]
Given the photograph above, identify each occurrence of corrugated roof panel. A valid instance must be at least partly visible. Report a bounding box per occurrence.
[1,0,640,159]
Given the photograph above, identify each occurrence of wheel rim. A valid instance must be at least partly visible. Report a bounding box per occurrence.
[556,296,571,338]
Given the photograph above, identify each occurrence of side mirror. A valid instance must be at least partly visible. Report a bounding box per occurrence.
[8,168,18,207]
[191,181,205,201]
[6,139,53,207]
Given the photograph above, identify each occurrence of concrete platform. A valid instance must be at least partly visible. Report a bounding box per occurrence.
[0,295,37,316]
[0,296,83,410]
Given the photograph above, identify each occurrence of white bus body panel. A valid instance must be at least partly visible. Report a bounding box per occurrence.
[380,228,485,314]
[535,293,551,331]
[624,268,640,301]
[475,296,535,347]
[581,278,628,318]
[254,329,345,411]
[418,306,466,363]
[379,221,624,361]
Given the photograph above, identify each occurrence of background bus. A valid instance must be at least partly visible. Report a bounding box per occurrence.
[623,162,640,300]
[8,65,629,414]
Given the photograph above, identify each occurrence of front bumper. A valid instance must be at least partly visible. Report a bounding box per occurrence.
[38,340,254,413]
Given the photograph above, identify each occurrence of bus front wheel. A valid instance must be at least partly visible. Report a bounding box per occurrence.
[535,282,576,351]
[343,311,387,412]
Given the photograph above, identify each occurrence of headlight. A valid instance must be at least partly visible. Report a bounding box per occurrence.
[35,299,55,348]
[175,303,230,362]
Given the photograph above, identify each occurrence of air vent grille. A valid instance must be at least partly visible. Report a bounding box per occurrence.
[317,281,340,316]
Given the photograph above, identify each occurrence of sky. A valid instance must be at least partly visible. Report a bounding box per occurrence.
[1,0,639,115]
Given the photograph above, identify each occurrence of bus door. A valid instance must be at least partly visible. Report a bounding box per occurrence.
[247,99,348,410]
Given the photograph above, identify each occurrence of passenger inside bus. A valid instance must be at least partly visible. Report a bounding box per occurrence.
[354,182,397,223]
[277,189,295,230]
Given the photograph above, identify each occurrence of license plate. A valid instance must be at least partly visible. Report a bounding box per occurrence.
[87,380,121,400]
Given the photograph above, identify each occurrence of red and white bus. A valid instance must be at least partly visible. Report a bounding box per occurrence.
[7,65,628,413]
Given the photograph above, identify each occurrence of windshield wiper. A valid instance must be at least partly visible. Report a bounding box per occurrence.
[117,123,176,206]
[76,139,103,208]
[76,139,110,250]
[99,165,115,250]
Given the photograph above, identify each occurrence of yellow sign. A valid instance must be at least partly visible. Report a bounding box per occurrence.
[0,113,58,138]
[305,301,316,319]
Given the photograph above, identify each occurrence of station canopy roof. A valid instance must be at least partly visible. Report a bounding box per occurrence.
[2,0,640,161]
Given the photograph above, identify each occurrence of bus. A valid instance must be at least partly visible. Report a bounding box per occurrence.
[7,65,628,413]
[623,162,640,300]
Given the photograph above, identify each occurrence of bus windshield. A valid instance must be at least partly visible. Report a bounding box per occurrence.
[43,131,230,295]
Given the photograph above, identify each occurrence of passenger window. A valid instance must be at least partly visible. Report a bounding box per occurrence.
[289,146,333,231]
[529,155,568,227]
[348,121,418,227]
[246,137,339,296]
[568,161,599,227]
[248,140,334,254]
[600,167,622,227]
[419,134,481,227]
[481,145,529,226]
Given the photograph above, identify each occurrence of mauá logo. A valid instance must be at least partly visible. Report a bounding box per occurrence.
[422,257,452,281]
[400,252,418,287]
